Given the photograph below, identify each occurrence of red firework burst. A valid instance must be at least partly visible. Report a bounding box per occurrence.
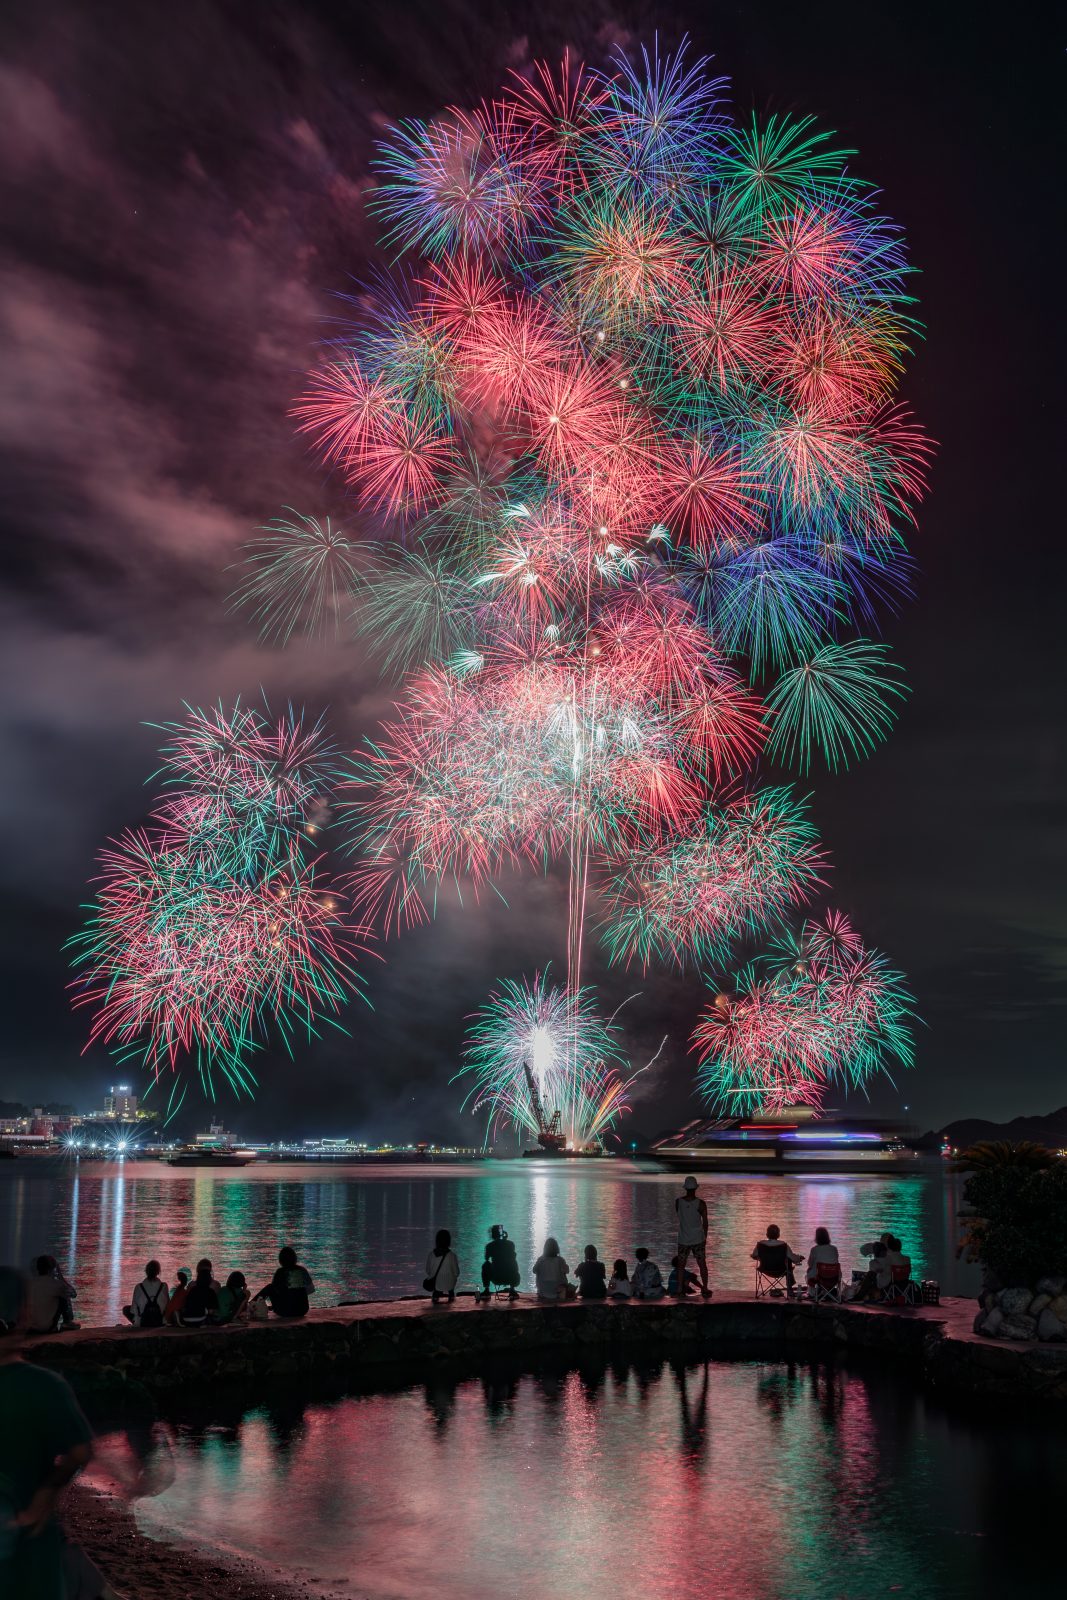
[657,436,762,552]
[505,51,616,198]
[671,265,777,390]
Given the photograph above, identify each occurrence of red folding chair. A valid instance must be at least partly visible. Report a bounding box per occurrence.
[878,1264,919,1306]
[810,1262,843,1303]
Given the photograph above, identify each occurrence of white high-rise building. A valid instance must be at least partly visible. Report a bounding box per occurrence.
[104,1085,138,1118]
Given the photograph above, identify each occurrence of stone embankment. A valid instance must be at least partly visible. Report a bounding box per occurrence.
[972,1276,1067,1343]
[23,1290,1067,1406]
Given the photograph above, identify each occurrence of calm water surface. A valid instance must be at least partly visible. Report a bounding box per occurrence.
[87,1352,1058,1600]
[0,1159,976,1321]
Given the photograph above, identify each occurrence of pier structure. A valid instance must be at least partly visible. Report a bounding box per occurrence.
[22,1291,1067,1406]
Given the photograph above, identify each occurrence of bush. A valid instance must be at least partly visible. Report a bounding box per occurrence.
[960,1160,1067,1286]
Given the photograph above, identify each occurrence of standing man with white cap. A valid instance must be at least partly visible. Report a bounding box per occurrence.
[675,1176,712,1299]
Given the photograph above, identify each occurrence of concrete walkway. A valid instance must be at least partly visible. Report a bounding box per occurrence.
[19,1288,1067,1404]
[23,1283,970,1347]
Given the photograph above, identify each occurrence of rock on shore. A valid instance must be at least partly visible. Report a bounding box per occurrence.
[974,1278,1067,1343]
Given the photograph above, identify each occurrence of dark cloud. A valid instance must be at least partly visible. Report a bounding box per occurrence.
[0,2,1063,1135]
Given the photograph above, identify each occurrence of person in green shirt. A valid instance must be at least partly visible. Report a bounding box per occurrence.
[0,1267,95,1600]
[214,1270,250,1324]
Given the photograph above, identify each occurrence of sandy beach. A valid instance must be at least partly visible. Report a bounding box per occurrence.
[65,1485,358,1600]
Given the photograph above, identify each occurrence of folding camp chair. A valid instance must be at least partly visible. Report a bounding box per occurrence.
[477,1278,520,1303]
[878,1264,919,1306]
[809,1262,843,1303]
[754,1241,793,1298]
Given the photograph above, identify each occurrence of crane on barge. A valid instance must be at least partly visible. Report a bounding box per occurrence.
[522,1063,567,1153]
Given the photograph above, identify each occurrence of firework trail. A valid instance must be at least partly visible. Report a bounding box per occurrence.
[132,37,928,1127]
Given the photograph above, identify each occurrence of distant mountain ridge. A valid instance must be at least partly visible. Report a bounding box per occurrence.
[933,1105,1067,1150]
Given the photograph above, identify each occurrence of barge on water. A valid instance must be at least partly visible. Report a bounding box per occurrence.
[167,1124,255,1168]
[648,1109,923,1174]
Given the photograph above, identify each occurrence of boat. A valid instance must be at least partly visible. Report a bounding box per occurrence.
[647,1108,923,1174]
[520,1145,613,1159]
[264,1141,486,1163]
[166,1124,254,1167]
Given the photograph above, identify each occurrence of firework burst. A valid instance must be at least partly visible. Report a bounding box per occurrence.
[456,971,642,1148]
[765,638,908,771]
[601,788,826,971]
[693,909,916,1113]
[70,704,369,1098]
[231,511,364,644]
[172,36,929,1123]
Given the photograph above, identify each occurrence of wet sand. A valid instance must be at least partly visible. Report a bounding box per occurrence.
[65,1485,357,1600]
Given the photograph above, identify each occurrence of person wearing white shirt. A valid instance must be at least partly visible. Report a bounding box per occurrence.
[532,1238,572,1302]
[806,1227,840,1286]
[853,1237,909,1300]
[424,1230,460,1304]
[26,1256,79,1334]
[675,1176,713,1298]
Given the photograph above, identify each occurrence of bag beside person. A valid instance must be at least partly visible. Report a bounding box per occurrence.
[422,1253,447,1293]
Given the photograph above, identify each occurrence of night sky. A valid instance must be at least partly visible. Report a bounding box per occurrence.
[0,2,1062,1139]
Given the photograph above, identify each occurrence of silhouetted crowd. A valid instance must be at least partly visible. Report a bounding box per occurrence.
[425,1178,920,1307]
[0,1246,317,1338]
[2,1176,922,1342]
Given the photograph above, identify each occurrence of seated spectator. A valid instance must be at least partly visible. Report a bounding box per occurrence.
[884,1236,912,1276]
[255,1247,317,1318]
[607,1259,631,1298]
[667,1255,700,1297]
[26,1257,79,1334]
[0,1265,22,1334]
[751,1224,803,1294]
[859,1232,894,1260]
[850,1241,889,1301]
[215,1271,250,1324]
[631,1247,665,1299]
[423,1231,458,1305]
[198,1256,221,1289]
[882,1236,914,1298]
[422,1230,459,1305]
[0,1267,96,1600]
[532,1238,573,1303]
[164,1267,192,1325]
[122,1260,169,1327]
[575,1245,607,1299]
[478,1225,519,1301]
[179,1262,219,1326]
[805,1227,840,1286]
